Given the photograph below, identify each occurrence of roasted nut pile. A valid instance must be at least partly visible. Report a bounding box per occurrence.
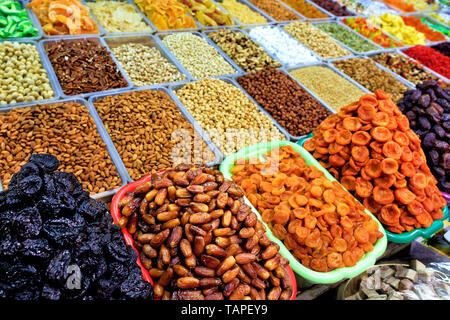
[45,39,128,96]
[332,58,409,103]
[0,42,54,105]
[111,43,186,86]
[162,33,236,79]
[175,79,284,156]
[304,90,447,234]
[398,81,450,193]
[371,52,444,87]
[289,66,365,112]
[232,146,384,272]
[315,22,379,53]
[221,0,268,24]
[86,0,152,33]
[0,155,153,300]
[247,26,319,67]
[93,90,215,181]
[283,21,350,59]
[118,164,293,300]
[0,102,121,194]
[207,29,281,73]
[247,0,300,21]
[237,68,331,137]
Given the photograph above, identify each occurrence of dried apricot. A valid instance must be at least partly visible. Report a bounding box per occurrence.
[327,252,343,270]
[365,159,382,178]
[371,126,392,143]
[382,141,402,159]
[380,158,398,175]
[416,212,433,228]
[352,131,371,146]
[395,188,416,205]
[335,130,352,145]
[359,94,378,107]
[358,103,377,121]
[305,229,322,248]
[400,162,416,178]
[294,194,308,207]
[323,129,337,143]
[396,114,410,132]
[329,154,346,167]
[407,200,425,216]
[393,131,409,146]
[351,146,369,163]
[343,251,356,267]
[363,197,382,213]
[378,99,395,114]
[352,247,365,261]
[372,112,390,127]
[303,139,316,152]
[354,227,369,243]
[343,117,362,131]
[310,258,328,272]
[373,186,394,205]
[355,178,373,198]
[273,209,290,225]
[401,145,413,162]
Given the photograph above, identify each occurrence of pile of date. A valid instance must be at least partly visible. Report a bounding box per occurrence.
[118,164,293,300]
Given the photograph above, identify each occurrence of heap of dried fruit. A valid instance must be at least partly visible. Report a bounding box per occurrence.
[304,90,447,234]
[398,81,450,193]
[0,154,153,300]
[27,0,99,35]
[178,0,234,27]
[117,164,293,300]
[232,145,384,272]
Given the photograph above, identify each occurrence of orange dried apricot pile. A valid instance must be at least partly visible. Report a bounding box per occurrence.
[304,90,446,234]
[231,145,383,273]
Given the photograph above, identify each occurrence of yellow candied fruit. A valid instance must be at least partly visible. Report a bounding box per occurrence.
[87,0,152,33]
[369,13,426,45]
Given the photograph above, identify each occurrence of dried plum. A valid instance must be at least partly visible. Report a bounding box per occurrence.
[29,154,60,173]
[419,94,431,108]
[41,283,61,300]
[43,217,83,247]
[19,238,52,261]
[418,116,431,130]
[17,175,43,198]
[443,153,450,170]
[435,140,450,152]
[0,155,153,300]
[76,198,106,221]
[13,207,42,238]
[120,272,153,300]
[46,250,72,285]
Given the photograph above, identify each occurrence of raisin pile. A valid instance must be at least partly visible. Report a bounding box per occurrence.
[0,154,153,300]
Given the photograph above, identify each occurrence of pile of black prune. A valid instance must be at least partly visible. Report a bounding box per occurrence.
[398,80,450,193]
[0,154,153,300]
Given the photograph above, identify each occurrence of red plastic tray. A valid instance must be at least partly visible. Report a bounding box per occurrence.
[110,170,298,300]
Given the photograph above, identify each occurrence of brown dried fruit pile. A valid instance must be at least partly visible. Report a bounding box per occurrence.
[45,38,128,96]
[237,68,331,137]
[118,164,293,300]
[0,102,121,194]
[93,90,216,181]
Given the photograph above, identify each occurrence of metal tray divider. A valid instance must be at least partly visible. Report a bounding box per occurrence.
[156,31,245,80]
[39,35,134,100]
[0,97,127,202]
[0,38,60,109]
[102,33,193,87]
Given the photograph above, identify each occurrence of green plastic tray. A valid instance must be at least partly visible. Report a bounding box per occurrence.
[220,140,388,284]
[297,137,450,244]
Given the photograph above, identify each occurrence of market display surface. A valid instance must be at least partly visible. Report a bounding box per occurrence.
[1,0,449,301]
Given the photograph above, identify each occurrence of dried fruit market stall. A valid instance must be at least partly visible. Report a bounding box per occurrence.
[0,0,449,304]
